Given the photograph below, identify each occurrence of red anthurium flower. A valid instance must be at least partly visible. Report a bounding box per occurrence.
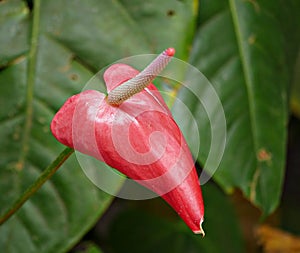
[51,48,205,235]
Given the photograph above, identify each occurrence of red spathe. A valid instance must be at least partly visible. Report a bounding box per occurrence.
[51,63,204,234]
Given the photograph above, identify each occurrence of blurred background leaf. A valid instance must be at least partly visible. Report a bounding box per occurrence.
[291,53,300,117]
[70,241,104,253]
[172,0,300,215]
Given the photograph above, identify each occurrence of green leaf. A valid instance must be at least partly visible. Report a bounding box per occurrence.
[172,0,297,214]
[0,0,29,66]
[108,182,245,253]
[39,0,196,66]
[84,244,103,253]
[73,242,104,253]
[291,52,300,117]
[279,0,300,117]
[0,0,196,252]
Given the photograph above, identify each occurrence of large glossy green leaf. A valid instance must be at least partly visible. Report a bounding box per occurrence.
[108,182,245,253]
[172,0,296,214]
[39,0,196,66]
[0,0,196,252]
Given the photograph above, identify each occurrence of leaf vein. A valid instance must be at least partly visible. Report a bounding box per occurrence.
[18,0,41,170]
[228,0,258,164]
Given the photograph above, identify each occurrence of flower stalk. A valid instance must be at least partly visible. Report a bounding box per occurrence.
[0,148,74,225]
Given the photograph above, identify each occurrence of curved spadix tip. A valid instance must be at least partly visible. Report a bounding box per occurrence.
[193,219,205,237]
[164,47,175,57]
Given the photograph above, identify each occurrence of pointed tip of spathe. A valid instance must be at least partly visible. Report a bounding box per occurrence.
[193,219,205,237]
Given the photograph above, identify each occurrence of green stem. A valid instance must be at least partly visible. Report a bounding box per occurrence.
[19,0,41,169]
[0,148,74,225]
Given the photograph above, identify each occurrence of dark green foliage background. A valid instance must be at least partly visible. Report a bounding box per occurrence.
[0,0,299,252]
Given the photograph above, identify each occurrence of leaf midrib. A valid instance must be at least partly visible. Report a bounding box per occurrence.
[18,0,40,170]
[228,0,259,160]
